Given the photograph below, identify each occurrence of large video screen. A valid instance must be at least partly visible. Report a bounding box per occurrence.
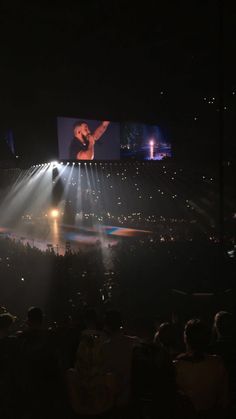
[57,117,171,161]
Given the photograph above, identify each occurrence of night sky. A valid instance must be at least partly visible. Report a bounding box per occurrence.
[0,1,235,166]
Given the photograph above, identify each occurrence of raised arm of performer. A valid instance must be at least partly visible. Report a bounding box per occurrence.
[92,121,110,141]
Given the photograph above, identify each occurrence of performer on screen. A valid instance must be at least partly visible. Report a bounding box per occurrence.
[69,120,110,160]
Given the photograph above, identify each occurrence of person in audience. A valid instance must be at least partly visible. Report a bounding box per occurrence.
[0,310,18,419]
[51,313,80,374]
[174,319,229,417]
[102,310,139,417]
[131,317,176,419]
[154,321,177,359]
[66,308,115,417]
[26,306,44,331]
[17,306,61,419]
[210,311,236,408]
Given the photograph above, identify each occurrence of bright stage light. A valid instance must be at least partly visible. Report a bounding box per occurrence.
[51,161,58,166]
[50,209,59,218]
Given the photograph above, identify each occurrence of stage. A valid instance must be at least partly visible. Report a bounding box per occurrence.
[0,222,152,255]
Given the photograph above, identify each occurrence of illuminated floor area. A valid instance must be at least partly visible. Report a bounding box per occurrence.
[0,222,152,255]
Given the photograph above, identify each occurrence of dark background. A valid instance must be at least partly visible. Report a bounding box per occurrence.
[0,1,235,167]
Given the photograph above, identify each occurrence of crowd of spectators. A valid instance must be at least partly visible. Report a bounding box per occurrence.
[1,304,236,419]
[0,236,235,418]
[0,235,235,321]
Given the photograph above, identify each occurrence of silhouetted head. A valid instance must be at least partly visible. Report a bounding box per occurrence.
[214,311,234,339]
[184,319,209,354]
[154,322,174,348]
[0,312,15,333]
[27,306,43,328]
